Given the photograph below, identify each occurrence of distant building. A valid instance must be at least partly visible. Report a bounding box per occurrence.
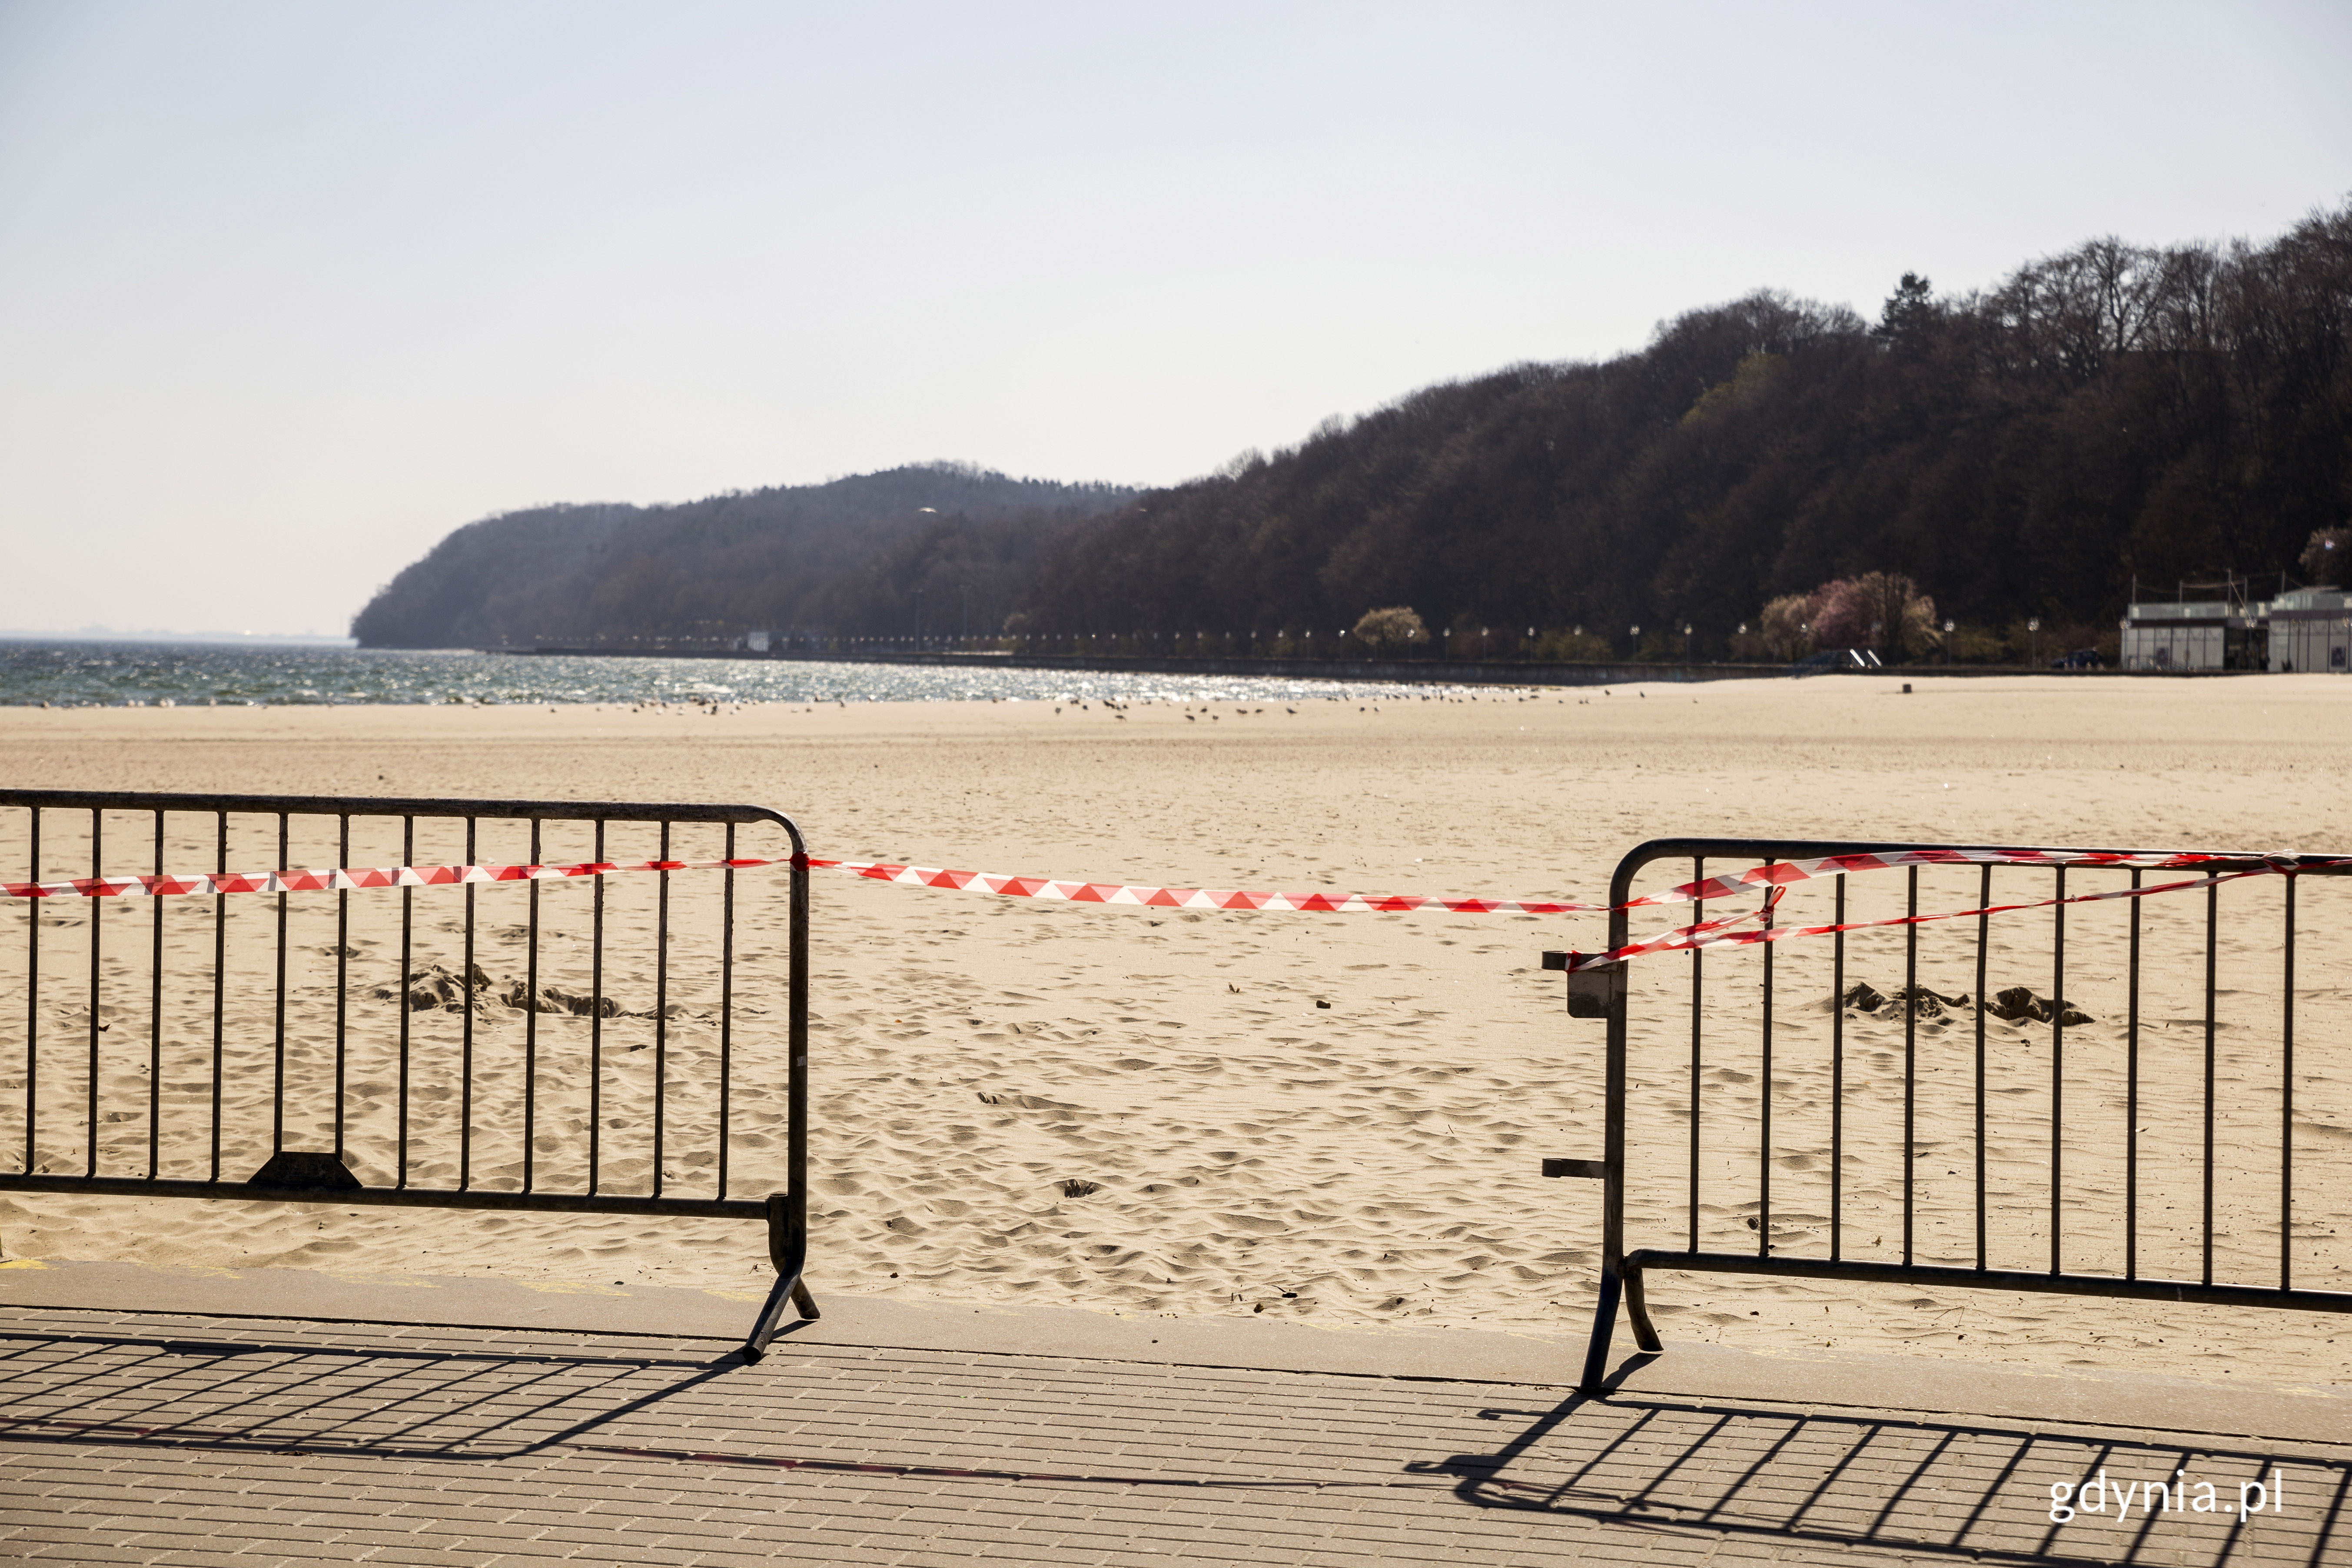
[2265,590,2352,673]
[2119,600,2238,671]
[2119,585,2349,673]
[744,629,771,653]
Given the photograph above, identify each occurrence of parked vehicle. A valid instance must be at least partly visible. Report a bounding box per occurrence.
[2050,648,2102,669]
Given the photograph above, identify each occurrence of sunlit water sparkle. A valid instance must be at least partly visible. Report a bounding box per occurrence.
[1,640,1480,708]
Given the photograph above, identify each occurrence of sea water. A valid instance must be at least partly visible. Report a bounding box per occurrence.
[0,639,1459,708]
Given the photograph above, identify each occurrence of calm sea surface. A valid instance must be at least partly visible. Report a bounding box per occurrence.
[0,640,1455,708]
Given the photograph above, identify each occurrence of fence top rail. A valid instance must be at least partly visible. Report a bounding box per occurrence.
[1607,836,2352,910]
[0,788,801,837]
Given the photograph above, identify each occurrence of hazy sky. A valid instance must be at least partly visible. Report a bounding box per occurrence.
[3,2,2348,636]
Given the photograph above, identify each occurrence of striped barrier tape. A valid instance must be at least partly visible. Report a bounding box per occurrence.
[1,847,2323,972]
[0,845,2245,913]
[0,856,767,901]
[1556,854,2334,973]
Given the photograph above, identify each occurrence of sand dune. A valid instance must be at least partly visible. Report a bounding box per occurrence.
[3,675,2350,1385]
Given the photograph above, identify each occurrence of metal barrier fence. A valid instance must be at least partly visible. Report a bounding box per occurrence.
[0,789,814,1360]
[1544,837,2352,1395]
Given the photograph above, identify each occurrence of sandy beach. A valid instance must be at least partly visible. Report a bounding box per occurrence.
[3,673,2350,1386]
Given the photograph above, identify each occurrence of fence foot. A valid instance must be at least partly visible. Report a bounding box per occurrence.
[1625,1264,1664,1353]
[1577,1269,1623,1395]
[740,1190,819,1362]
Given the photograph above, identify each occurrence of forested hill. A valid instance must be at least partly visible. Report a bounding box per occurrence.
[357,203,2350,659]
[349,465,1136,648]
[1016,201,2352,659]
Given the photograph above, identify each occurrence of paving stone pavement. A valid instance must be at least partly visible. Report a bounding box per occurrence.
[1,1306,2347,1566]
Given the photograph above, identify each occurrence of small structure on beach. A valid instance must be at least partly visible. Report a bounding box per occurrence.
[2264,589,2352,673]
[2121,577,2352,674]
[2119,598,2240,671]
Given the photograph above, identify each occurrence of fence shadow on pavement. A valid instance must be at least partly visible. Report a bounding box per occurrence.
[1412,1381,2352,1567]
[0,1326,741,1464]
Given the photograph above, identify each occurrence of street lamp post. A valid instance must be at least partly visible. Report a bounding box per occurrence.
[2028,617,2041,668]
[1944,618,1956,667]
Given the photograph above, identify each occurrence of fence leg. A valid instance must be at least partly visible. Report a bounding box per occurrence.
[741,1190,819,1362]
[1624,1262,1662,1353]
[1578,1269,1622,1394]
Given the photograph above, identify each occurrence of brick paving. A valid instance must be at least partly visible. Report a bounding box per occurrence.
[1,1306,2347,1565]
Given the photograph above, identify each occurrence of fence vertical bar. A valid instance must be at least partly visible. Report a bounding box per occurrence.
[1830,873,1845,1262]
[86,808,102,1176]
[524,819,540,1194]
[209,812,226,1183]
[20,807,35,1176]
[1578,847,1639,1394]
[334,814,349,1163]
[149,811,164,1181]
[785,807,815,1322]
[1903,865,1917,1268]
[2050,864,2066,1276]
[653,820,671,1199]
[589,820,605,1196]
[718,822,735,1203]
[271,811,288,1157]
[2126,867,2142,1280]
[397,816,412,1189]
[1688,854,1702,1254]
[459,816,475,1191]
[1760,857,1774,1258]
[2204,873,2218,1288]
[2282,873,2296,1292]
[1974,864,1989,1273]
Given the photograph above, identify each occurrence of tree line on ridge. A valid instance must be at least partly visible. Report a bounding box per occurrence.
[353,200,2351,663]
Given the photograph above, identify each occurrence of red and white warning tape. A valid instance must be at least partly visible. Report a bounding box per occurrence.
[0,852,1601,913]
[2,845,2326,974]
[801,858,1598,914]
[0,856,774,901]
[1557,854,2334,973]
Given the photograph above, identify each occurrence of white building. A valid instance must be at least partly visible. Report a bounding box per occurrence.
[2119,601,2233,671]
[2265,590,2352,673]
